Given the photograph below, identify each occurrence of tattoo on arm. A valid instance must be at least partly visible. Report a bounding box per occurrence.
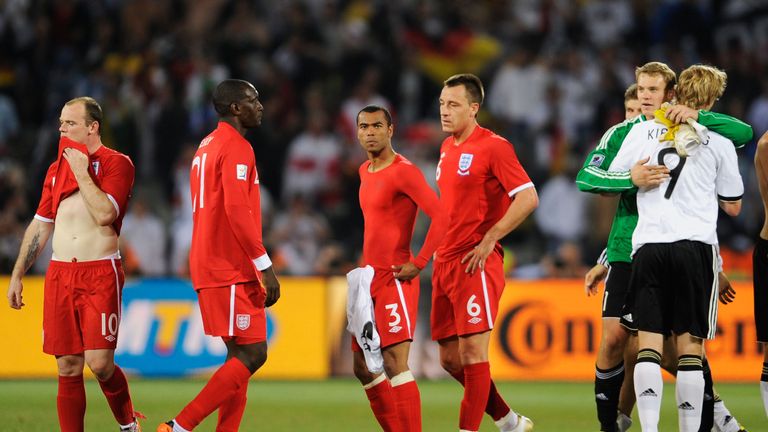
[22,232,40,272]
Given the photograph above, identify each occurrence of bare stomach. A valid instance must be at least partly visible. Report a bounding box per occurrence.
[52,192,118,261]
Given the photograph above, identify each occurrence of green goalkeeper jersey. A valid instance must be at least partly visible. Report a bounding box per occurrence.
[576,111,753,263]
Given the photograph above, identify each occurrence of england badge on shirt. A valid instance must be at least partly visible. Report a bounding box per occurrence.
[458,153,473,176]
[91,161,100,175]
[236,164,248,181]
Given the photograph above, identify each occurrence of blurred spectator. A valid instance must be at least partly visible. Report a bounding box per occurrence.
[268,194,332,276]
[121,195,167,277]
[282,111,342,201]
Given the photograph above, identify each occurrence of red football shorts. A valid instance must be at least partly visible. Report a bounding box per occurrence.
[43,258,124,355]
[197,281,267,344]
[431,250,505,340]
[352,268,419,352]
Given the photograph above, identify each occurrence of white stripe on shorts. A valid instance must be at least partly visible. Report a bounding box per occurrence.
[110,258,121,321]
[228,284,236,336]
[394,279,412,339]
[480,270,493,329]
[707,245,719,339]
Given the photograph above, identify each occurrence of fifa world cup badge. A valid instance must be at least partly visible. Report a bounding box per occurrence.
[458,153,473,176]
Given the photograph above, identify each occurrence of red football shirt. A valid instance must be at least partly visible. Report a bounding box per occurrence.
[359,154,445,269]
[35,143,135,235]
[189,121,270,289]
[435,125,533,261]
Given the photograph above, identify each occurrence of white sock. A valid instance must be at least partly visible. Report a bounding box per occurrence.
[713,400,740,432]
[172,419,191,432]
[676,370,704,432]
[761,381,768,418]
[494,411,519,431]
[119,422,136,431]
[634,361,662,432]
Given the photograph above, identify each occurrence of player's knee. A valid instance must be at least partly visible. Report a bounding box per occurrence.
[439,356,462,375]
[87,357,115,381]
[56,357,85,376]
[353,360,374,384]
[383,357,407,378]
[601,331,628,360]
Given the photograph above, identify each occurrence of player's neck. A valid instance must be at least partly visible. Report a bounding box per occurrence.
[85,138,103,155]
[368,148,397,172]
[221,118,247,136]
[452,121,478,145]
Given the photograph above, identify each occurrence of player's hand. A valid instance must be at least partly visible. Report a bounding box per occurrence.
[584,264,608,297]
[262,267,280,307]
[631,157,670,188]
[62,147,90,177]
[7,277,24,309]
[461,236,495,274]
[392,262,420,281]
[665,105,699,124]
[718,271,736,305]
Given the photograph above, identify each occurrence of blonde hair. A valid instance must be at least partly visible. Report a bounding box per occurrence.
[675,64,727,110]
[624,83,638,101]
[635,62,676,92]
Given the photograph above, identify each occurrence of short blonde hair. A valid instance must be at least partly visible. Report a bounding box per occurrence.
[635,61,676,92]
[675,64,727,110]
[624,83,638,101]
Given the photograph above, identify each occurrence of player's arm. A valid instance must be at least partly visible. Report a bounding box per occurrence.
[221,148,279,306]
[584,248,609,296]
[756,132,768,240]
[62,148,119,226]
[666,105,754,148]
[576,118,665,192]
[463,186,538,274]
[7,218,53,309]
[393,166,447,281]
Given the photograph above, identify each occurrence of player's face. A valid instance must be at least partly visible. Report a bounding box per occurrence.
[59,102,96,143]
[624,98,641,119]
[637,73,672,118]
[357,110,392,154]
[439,85,478,135]
[237,86,264,128]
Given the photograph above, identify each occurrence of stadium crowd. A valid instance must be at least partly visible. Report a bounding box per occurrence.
[0,0,766,278]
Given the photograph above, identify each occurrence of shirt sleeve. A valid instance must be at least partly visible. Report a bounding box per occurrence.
[398,163,447,269]
[608,126,645,173]
[99,155,135,217]
[715,139,744,201]
[34,163,57,223]
[698,110,753,148]
[221,141,271,270]
[575,119,638,193]
[489,138,534,198]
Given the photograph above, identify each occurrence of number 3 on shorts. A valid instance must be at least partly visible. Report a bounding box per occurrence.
[385,303,401,327]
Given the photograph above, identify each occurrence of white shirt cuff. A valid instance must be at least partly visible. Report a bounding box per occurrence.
[34,214,54,223]
[507,182,534,198]
[106,193,120,216]
[252,254,272,271]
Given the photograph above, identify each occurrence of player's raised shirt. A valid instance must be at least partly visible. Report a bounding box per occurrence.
[609,120,743,254]
[189,121,270,289]
[35,142,135,235]
[359,154,444,269]
[435,125,533,261]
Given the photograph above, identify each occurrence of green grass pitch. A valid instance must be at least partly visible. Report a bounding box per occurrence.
[0,379,763,431]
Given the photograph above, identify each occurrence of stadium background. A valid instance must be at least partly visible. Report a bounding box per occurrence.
[1,1,767,430]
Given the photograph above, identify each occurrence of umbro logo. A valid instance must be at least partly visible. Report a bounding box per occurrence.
[595,393,608,401]
[639,388,657,397]
[389,325,402,333]
[678,401,695,410]
[468,317,482,324]
[105,335,116,342]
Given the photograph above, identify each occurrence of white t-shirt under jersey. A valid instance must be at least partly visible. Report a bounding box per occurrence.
[608,119,743,255]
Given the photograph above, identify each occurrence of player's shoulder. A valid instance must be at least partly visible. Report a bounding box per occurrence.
[598,115,645,147]
[705,131,736,153]
[359,160,371,175]
[100,146,134,168]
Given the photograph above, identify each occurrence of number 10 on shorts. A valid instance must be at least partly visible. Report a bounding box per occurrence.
[101,312,118,341]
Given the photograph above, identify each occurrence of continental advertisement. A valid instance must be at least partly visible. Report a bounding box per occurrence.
[0,277,762,381]
[0,276,329,378]
[488,280,762,382]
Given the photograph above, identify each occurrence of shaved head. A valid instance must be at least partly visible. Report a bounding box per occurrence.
[213,79,256,116]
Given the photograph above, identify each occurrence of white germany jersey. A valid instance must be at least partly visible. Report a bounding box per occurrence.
[608,119,743,255]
